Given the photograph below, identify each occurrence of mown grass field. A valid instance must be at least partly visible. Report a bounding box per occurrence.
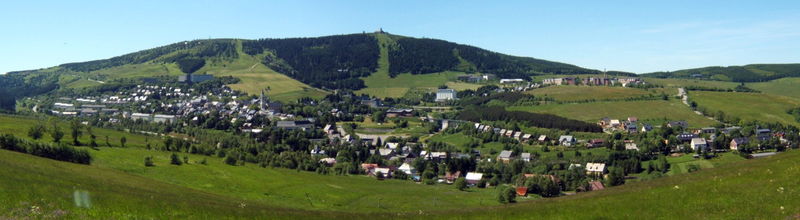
[691,91,800,126]
[526,86,668,101]
[644,77,740,89]
[508,99,718,128]
[750,77,800,99]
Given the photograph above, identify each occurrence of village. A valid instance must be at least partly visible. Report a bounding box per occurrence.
[28,73,798,199]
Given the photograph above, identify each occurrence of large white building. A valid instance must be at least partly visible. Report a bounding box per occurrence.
[435,89,457,102]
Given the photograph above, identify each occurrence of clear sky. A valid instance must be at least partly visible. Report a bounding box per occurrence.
[2,0,799,74]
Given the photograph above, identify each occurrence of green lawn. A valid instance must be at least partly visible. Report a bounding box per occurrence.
[691,91,800,126]
[508,99,718,128]
[526,86,667,101]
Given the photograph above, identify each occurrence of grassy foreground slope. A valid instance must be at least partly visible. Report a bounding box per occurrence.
[0,149,348,219]
[419,151,800,219]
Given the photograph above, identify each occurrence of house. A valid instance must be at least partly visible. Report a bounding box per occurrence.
[276,120,314,131]
[360,98,382,108]
[513,131,523,140]
[589,181,605,191]
[627,117,638,123]
[700,127,717,134]
[385,142,400,150]
[516,187,529,196]
[668,121,689,128]
[690,138,708,151]
[588,139,605,148]
[457,75,484,83]
[378,148,395,158]
[323,124,336,135]
[435,89,457,102]
[386,108,414,117]
[521,134,532,141]
[676,133,698,142]
[361,163,379,174]
[319,158,337,165]
[497,150,513,163]
[465,172,484,185]
[538,135,549,143]
[500,78,524,84]
[398,163,417,175]
[153,114,176,123]
[730,137,750,150]
[585,163,606,176]
[559,135,575,146]
[311,146,326,156]
[756,129,772,141]
[641,124,654,133]
[373,167,391,178]
[444,171,461,183]
[625,123,638,133]
[609,119,621,128]
[130,113,151,121]
[542,78,563,85]
[625,142,639,151]
[520,153,531,162]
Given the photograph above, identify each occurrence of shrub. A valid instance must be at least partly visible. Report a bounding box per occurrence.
[144,156,154,167]
[170,153,182,165]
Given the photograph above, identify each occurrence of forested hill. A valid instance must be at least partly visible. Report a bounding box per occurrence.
[386,36,621,79]
[8,33,618,89]
[642,63,800,82]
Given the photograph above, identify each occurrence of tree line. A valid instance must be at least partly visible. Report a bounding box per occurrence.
[0,133,92,164]
[457,106,603,132]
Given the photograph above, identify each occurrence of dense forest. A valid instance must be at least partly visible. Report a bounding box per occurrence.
[388,37,623,79]
[242,34,380,90]
[643,64,800,82]
[0,72,60,111]
[56,39,238,72]
[457,106,603,132]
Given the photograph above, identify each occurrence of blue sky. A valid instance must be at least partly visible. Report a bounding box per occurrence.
[1,0,799,74]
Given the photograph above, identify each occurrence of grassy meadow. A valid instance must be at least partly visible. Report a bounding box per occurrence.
[526,86,669,101]
[508,99,718,128]
[690,91,800,126]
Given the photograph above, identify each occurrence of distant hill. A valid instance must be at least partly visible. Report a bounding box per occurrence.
[6,33,622,91]
[642,64,800,82]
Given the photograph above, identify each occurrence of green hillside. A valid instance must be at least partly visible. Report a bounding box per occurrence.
[3,33,615,106]
[690,91,800,126]
[643,63,800,82]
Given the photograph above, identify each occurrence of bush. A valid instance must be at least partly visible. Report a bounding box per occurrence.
[454,177,468,191]
[27,124,45,140]
[144,156,154,167]
[170,153,182,165]
[497,185,516,204]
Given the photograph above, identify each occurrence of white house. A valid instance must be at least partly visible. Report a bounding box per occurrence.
[559,135,575,146]
[435,89,457,101]
[500,78,524,84]
[585,163,606,175]
[690,138,708,151]
[465,172,484,185]
[398,163,417,175]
